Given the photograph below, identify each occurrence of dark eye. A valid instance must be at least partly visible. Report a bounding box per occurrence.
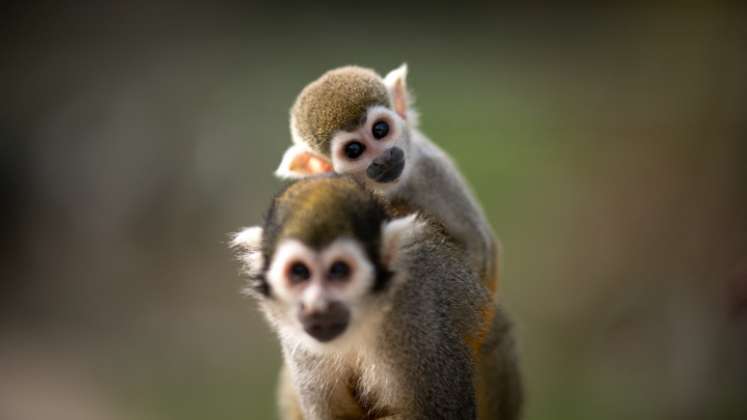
[372,121,390,140]
[328,261,351,281]
[344,141,365,159]
[289,261,311,284]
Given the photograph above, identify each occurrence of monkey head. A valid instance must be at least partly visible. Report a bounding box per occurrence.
[276,65,415,192]
[231,176,423,352]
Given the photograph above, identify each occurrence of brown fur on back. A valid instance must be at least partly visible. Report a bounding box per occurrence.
[291,66,390,155]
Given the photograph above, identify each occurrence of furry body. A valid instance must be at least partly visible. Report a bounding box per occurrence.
[232,176,521,420]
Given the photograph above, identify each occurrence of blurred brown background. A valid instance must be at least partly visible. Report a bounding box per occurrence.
[2,3,746,420]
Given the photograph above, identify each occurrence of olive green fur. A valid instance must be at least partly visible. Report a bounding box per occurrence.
[291,66,391,155]
[262,175,389,270]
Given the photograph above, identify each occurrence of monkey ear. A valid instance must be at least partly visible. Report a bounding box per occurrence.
[231,226,265,278]
[231,226,263,251]
[384,63,409,120]
[275,144,333,179]
[381,213,424,267]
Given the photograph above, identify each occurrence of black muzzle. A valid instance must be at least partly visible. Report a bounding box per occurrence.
[366,147,405,183]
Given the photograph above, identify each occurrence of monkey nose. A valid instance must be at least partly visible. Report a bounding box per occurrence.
[367,147,405,183]
[299,301,350,342]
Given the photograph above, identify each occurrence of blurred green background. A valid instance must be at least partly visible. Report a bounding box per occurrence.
[2,3,747,420]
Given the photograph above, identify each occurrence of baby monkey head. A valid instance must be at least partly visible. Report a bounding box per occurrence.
[277,65,415,191]
[231,176,423,350]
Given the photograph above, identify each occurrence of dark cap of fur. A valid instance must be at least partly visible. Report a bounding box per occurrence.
[291,66,391,155]
[262,175,393,292]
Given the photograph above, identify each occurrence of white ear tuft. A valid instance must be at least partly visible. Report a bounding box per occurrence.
[231,226,265,277]
[381,213,423,267]
[231,226,263,251]
[275,144,333,179]
[384,63,409,120]
[384,63,408,89]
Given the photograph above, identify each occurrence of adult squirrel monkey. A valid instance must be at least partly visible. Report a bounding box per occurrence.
[231,176,522,420]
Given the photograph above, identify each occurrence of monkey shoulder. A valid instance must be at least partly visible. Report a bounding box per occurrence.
[388,228,490,335]
[401,226,479,289]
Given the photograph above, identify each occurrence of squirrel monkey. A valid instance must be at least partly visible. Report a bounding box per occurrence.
[275,65,499,295]
[231,176,522,420]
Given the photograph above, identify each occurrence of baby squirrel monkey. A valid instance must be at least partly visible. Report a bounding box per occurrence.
[231,176,522,420]
[275,65,499,294]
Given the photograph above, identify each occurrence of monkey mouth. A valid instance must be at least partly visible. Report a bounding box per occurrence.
[304,321,348,342]
[366,148,405,183]
[300,303,351,342]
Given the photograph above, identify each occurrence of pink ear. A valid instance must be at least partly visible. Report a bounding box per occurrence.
[384,64,409,120]
[275,144,333,179]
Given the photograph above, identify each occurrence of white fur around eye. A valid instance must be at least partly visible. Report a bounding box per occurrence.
[267,240,317,303]
[364,106,402,142]
[330,133,372,174]
[320,238,375,301]
[266,238,375,309]
[329,106,406,175]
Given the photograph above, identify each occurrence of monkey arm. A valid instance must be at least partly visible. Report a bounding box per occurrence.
[395,136,499,294]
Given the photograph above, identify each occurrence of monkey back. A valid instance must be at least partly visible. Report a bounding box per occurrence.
[291,66,390,155]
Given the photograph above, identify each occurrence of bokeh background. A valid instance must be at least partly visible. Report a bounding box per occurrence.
[2,3,747,419]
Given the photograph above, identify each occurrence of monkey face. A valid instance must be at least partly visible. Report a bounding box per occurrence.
[328,106,411,190]
[276,64,414,192]
[264,238,377,344]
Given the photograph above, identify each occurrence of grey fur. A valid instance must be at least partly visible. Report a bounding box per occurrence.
[281,66,499,292]
[391,135,497,286]
[380,232,486,419]
[280,228,488,420]
[237,176,520,420]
